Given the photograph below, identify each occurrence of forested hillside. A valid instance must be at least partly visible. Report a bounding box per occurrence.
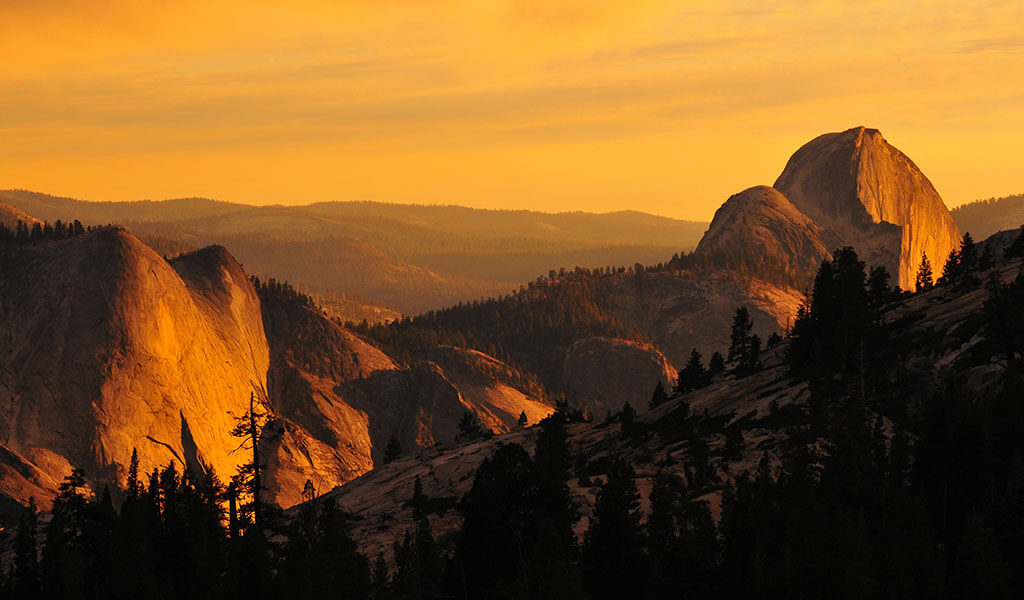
[952,193,1024,240]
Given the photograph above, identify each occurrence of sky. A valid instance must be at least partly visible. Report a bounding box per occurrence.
[1,0,1022,221]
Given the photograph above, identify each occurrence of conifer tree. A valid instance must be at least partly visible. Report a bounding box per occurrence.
[675,349,706,395]
[126,448,141,500]
[383,435,403,464]
[229,390,270,531]
[867,265,893,313]
[456,410,486,442]
[517,410,529,429]
[582,460,647,600]
[708,352,726,376]
[916,253,934,291]
[14,497,40,600]
[649,380,670,410]
[728,307,753,362]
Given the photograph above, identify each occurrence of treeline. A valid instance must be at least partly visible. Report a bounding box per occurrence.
[0,219,89,245]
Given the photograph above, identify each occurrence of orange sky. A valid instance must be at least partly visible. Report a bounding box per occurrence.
[1,0,1022,220]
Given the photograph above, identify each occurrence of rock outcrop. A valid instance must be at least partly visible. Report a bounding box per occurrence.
[258,285,552,507]
[774,126,961,289]
[693,185,832,287]
[0,228,269,506]
[562,337,676,414]
[0,225,554,510]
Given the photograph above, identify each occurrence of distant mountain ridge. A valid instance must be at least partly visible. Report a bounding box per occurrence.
[951,193,1024,240]
[0,190,707,315]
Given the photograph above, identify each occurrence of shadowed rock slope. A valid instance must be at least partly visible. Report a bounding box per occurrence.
[257,283,553,506]
[319,250,1023,560]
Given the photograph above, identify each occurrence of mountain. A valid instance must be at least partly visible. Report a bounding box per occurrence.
[0,190,706,315]
[774,126,961,290]
[0,216,552,510]
[0,125,969,512]
[256,280,552,506]
[692,185,832,288]
[318,241,1024,568]
[951,193,1024,240]
[356,127,960,422]
[0,226,268,509]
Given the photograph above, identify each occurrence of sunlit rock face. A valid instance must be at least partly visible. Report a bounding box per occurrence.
[775,126,961,289]
[562,336,676,415]
[0,228,269,506]
[694,185,833,286]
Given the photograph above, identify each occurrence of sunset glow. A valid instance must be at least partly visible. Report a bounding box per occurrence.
[2,0,1022,219]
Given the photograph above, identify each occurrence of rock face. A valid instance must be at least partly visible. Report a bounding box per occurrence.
[0,228,269,506]
[562,337,676,415]
[0,226,553,510]
[257,286,553,507]
[694,185,832,287]
[774,126,961,289]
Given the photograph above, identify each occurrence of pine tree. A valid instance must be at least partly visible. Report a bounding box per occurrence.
[229,390,270,531]
[728,307,753,362]
[383,435,403,464]
[456,410,486,442]
[916,253,934,291]
[372,552,392,600]
[708,352,726,376]
[960,232,979,271]
[532,411,583,599]
[126,448,141,500]
[675,349,706,395]
[582,460,647,600]
[13,498,40,600]
[649,380,670,410]
[517,410,529,429]
[619,402,638,433]
[939,248,960,286]
[867,265,893,313]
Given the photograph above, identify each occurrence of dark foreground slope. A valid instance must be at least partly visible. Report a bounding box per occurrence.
[323,246,1024,598]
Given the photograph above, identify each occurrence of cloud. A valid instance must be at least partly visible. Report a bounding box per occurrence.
[949,34,1024,54]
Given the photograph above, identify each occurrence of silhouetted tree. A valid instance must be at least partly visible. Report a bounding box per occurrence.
[708,352,726,376]
[13,497,40,600]
[916,253,934,291]
[728,307,753,363]
[456,411,486,442]
[649,380,670,410]
[383,435,403,464]
[675,349,707,395]
[582,460,647,600]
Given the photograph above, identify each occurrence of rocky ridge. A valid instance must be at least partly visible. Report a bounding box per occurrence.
[0,222,552,510]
